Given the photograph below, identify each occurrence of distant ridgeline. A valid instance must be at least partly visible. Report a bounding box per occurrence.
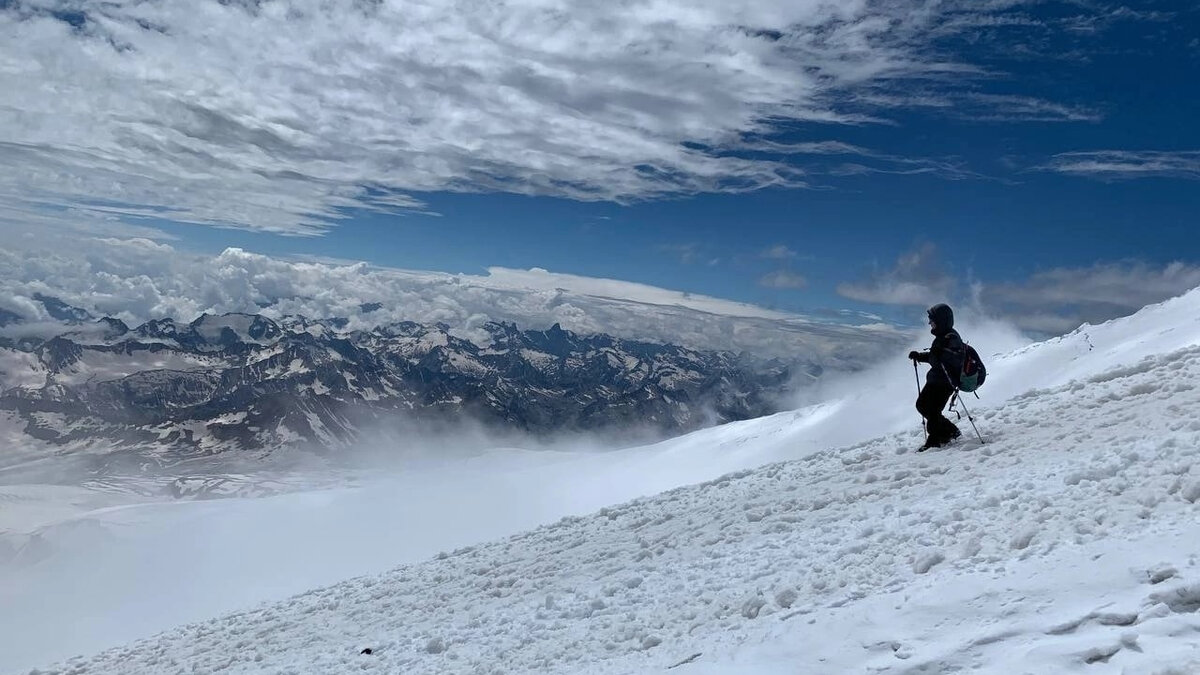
[0,307,807,462]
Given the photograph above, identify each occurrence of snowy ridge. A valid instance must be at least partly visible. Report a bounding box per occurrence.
[33,339,1200,672]
[0,313,803,462]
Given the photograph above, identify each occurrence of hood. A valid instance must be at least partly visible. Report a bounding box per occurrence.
[927,303,954,336]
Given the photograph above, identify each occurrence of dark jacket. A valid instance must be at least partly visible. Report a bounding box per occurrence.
[916,303,965,387]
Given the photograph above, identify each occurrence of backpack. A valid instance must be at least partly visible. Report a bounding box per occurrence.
[958,344,987,392]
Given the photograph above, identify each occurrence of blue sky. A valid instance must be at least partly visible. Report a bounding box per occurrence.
[1,0,1198,333]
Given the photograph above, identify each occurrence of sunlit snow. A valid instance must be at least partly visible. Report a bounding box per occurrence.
[2,291,1200,674]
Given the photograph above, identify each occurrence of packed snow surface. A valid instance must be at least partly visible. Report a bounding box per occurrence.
[30,340,1200,674]
[7,288,1200,674]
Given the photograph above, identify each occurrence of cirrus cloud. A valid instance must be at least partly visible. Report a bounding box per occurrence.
[0,0,1118,235]
[1038,150,1200,181]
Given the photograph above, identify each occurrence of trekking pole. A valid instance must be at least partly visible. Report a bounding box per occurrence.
[952,389,984,444]
[913,359,927,443]
[941,363,984,444]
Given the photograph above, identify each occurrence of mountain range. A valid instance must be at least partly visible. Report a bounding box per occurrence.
[0,307,806,465]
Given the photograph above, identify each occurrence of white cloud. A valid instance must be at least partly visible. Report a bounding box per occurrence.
[0,232,905,361]
[836,243,1200,335]
[1038,151,1200,180]
[980,261,1200,332]
[736,138,986,180]
[836,243,955,306]
[760,245,798,260]
[758,270,807,289]
[464,266,793,320]
[851,91,1102,123]
[958,94,1103,123]
[658,243,707,265]
[0,0,1120,234]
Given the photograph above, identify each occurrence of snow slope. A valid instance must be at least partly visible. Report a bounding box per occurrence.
[21,295,1200,673]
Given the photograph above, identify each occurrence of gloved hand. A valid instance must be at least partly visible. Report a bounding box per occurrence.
[908,350,921,361]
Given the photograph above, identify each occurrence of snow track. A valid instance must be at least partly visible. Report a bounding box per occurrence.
[34,344,1200,674]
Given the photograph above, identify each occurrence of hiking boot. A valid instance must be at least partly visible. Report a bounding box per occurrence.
[917,438,943,452]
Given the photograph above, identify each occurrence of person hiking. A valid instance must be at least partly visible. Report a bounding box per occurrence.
[908,303,965,451]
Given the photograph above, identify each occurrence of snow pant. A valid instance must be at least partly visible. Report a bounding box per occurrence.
[916,381,960,445]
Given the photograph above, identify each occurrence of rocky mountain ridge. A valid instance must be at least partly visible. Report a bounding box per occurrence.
[0,309,801,465]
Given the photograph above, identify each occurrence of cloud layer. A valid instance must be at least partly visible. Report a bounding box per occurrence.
[981,261,1200,333]
[836,243,1200,334]
[0,0,1114,234]
[0,229,903,360]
